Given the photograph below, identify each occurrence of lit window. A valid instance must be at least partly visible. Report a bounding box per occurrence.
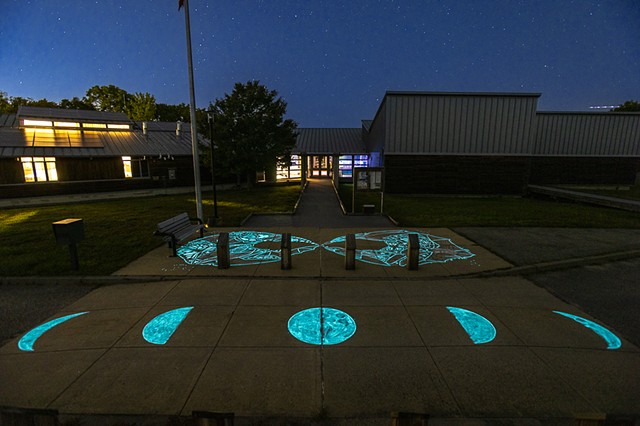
[54,121,79,128]
[276,155,301,180]
[122,156,132,178]
[21,157,35,182]
[107,123,130,130]
[22,119,53,127]
[21,157,58,182]
[82,123,107,129]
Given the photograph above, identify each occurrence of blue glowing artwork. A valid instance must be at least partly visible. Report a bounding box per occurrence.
[18,312,89,352]
[553,311,621,350]
[447,307,497,344]
[178,231,319,267]
[142,307,193,345]
[288,307,357,345]
[322,230,474,267]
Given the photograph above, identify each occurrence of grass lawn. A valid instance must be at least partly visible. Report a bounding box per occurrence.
[339,184,640,228]
[0,184,301,277]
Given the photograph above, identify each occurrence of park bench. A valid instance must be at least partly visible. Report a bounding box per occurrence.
[155,212,204,256]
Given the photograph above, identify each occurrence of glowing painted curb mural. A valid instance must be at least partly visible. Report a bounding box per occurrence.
[322,230,474,267]
[553,311,621,350]
[447,307,497,344]
[18,312,89,352]
[177,231,319,267]
[288,307,357,345]
[142,307,194,345]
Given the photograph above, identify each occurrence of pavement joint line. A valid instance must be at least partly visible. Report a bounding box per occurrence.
[178,277,252,415]
[390,277,464,414]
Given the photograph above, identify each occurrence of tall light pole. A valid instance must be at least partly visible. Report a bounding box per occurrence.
[208,112,219,222]
[180,0,204,221]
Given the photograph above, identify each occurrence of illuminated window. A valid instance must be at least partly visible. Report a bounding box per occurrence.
[122,156,132,178]
[54,121,79,128]
[107,123,130,130]
[82,123,107,129]
[339,154,368,178]
[22,119,53,127]
[276,155,301,180]
[122,156,149,178]
[21,157,58,182]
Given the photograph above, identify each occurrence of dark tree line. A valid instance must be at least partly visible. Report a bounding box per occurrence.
[0,85,204,122]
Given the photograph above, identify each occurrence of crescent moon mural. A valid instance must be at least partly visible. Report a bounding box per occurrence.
[552,311,621,350]
[142,307,193,345]
[18,311,89,352]
[447,307,497,344]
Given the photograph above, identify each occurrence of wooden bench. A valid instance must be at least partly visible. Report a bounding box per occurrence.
[155,212,204,256]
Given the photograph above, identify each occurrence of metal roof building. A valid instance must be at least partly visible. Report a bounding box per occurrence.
[293,128,365,155]
[0,107,206,198]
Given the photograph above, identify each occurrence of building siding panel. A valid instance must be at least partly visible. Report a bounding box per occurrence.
[534,113,640,156]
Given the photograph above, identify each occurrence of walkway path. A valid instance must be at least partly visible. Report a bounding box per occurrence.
[243,178,393,227]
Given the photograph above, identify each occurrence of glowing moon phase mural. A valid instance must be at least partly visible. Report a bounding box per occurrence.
[553,311,621,350]
[142,307,194,345]
[322,230,474,267]
[288,307,357,345]
[177,231,319,267]
[18,311,89,352]
[447,307,497,344]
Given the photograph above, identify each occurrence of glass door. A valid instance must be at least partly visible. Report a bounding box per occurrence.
[310,155,332,178]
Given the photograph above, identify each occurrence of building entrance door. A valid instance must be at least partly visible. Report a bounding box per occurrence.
[309,155,332,178]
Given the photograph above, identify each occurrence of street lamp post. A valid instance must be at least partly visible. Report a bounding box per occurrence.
[208,112,219,223]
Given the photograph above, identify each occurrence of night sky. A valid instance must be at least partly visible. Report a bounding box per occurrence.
[1,0,638,127]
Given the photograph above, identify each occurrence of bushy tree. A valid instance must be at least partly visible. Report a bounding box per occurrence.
[0,91,10,113]
[127,92,157,121]
[0,92,58,113]
[210,81,297,185]
[83,84,128,112]
[612,100,640,112]
[60,97,95,110]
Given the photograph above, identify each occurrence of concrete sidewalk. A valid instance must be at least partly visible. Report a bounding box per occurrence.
[243,178,394,228]
[1,226,639,424]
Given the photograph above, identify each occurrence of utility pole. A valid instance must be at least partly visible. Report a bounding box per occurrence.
[180,0,204,220]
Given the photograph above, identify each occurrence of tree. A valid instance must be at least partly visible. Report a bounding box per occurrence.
[60,97,95,110]
[0,93,58,114]
[210,81,297,185]
[0,91,10,113]
[127,92,157,121]
[156,102,191,122]
[83,84,128,112]
[612,100,640,112]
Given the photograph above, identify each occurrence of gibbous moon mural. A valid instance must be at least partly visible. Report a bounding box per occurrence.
[447,306,497,344]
